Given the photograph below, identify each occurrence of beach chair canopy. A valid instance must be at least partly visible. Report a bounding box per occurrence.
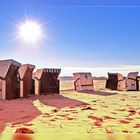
[18,64,35,80]
[0,59,21,79]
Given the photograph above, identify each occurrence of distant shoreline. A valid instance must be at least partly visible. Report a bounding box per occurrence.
[59,76,107,81]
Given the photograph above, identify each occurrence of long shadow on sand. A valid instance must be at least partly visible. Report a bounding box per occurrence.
[79,90,118,96]
[36,94,89,108]
[0,98,40,133]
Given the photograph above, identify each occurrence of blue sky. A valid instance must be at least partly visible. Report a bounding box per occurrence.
[0,0,140,76]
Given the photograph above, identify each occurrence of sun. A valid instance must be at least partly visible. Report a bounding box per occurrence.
[19,20,42,42]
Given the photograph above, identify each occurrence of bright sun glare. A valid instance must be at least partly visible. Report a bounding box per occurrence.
[19,21,42,42]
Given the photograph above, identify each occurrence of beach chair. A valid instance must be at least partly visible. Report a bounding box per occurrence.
[73,72,93,91]
[33,68,61,95]
[0,59,21,99]
[106,73,126,90]
[18,64,35,98]
[126,72,138,91]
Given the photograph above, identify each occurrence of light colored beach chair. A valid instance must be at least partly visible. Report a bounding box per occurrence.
[18,64,35,98]
[0,59,21,100]
[33,68,61,95]
[126,72,138,91]
[106,73,126,91]
[73,72,93,91]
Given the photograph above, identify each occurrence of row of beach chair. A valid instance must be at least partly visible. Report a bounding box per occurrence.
[73,72,140,91]
[0,59,61,100]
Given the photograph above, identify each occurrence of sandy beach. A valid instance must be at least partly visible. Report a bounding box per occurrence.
[0,80,140,140]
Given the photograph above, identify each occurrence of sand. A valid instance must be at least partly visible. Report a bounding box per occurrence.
[0,80,140,139]
[0,98,40,132]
